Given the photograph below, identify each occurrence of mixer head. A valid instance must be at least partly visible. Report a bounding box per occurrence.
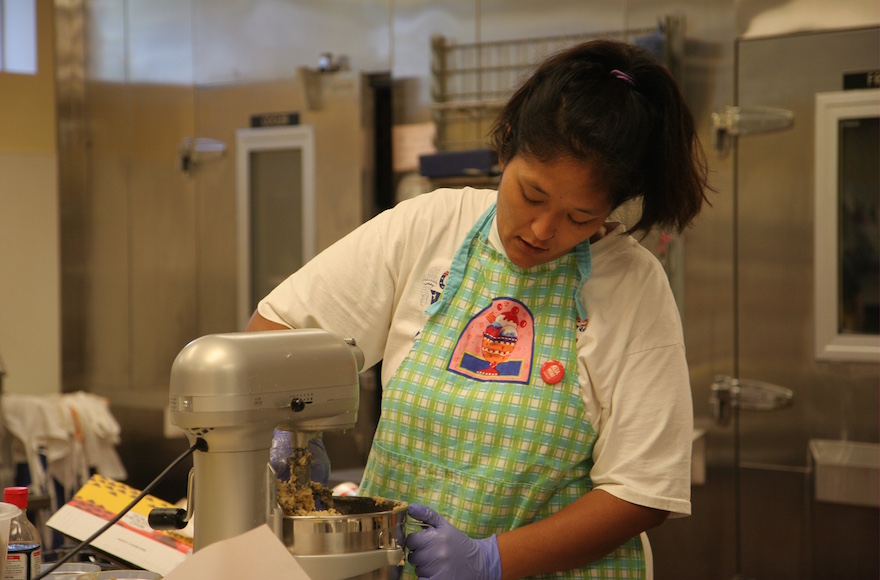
[168,328,363,451]
[163,328,363,552]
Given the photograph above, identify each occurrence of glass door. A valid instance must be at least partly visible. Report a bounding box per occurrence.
[235,126,316,330]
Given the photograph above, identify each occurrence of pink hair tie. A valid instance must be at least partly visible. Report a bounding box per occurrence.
[610,69,634,86]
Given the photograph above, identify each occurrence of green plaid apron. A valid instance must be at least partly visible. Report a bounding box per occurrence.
[360,204,644,579]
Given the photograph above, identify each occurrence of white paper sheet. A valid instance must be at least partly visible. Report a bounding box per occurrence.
[162,525,312,580]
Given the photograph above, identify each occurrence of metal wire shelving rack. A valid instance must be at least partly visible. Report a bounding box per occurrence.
[429,14,685,153]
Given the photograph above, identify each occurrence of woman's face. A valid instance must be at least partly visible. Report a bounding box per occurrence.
[496,154,613,269]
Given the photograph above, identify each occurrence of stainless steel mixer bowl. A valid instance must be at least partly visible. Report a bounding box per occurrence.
[279,496,407,555]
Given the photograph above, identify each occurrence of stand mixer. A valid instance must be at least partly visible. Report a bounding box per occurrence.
[157,329,364,544]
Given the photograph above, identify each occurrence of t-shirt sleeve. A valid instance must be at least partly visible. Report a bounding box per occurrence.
[588,343,693,517]
[257,207,398,370]
[257,188,496,373]
[577,238,693,517]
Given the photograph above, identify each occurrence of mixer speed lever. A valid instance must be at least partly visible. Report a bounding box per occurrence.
[149,467,195,531]
[148,508,188,530]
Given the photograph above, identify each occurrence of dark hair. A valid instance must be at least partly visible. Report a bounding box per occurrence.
[489,39,711,235]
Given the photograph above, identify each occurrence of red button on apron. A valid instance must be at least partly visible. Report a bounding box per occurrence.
[540,360,565,385]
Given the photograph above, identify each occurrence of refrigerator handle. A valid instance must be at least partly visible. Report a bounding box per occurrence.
[710,374,794,427]
[710,106,794,157]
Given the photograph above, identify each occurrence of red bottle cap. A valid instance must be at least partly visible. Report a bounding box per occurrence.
[3,486,28,509]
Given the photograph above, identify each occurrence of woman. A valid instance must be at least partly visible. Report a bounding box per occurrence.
[249,39,710,579]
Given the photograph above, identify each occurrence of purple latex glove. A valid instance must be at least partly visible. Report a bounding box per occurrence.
[405,504,502,580]
[269,429,330,486]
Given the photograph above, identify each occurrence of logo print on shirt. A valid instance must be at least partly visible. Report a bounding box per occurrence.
[447,297,534,383]
[420,268,448,309]
[415,269,450,341]
[432,271,448,305]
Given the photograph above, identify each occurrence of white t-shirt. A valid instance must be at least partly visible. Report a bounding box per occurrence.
[259,187,693,517]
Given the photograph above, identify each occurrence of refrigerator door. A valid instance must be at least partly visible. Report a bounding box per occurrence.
[731,27,879,579]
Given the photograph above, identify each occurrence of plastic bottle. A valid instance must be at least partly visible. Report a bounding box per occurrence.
[3,487,41,580]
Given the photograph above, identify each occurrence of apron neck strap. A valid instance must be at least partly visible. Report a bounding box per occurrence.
[427,202,593,322]
[573,239,591,322]
[425,204,496,316]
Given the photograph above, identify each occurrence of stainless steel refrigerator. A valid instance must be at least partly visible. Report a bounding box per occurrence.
[649,26,879,580]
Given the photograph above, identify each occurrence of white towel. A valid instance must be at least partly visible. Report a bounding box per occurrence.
[1,392,127,499]
[1,394,69,494]
[63,392,127,483]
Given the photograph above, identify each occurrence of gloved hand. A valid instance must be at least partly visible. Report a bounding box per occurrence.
[405,504,502,580]
[269,429,330,486]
